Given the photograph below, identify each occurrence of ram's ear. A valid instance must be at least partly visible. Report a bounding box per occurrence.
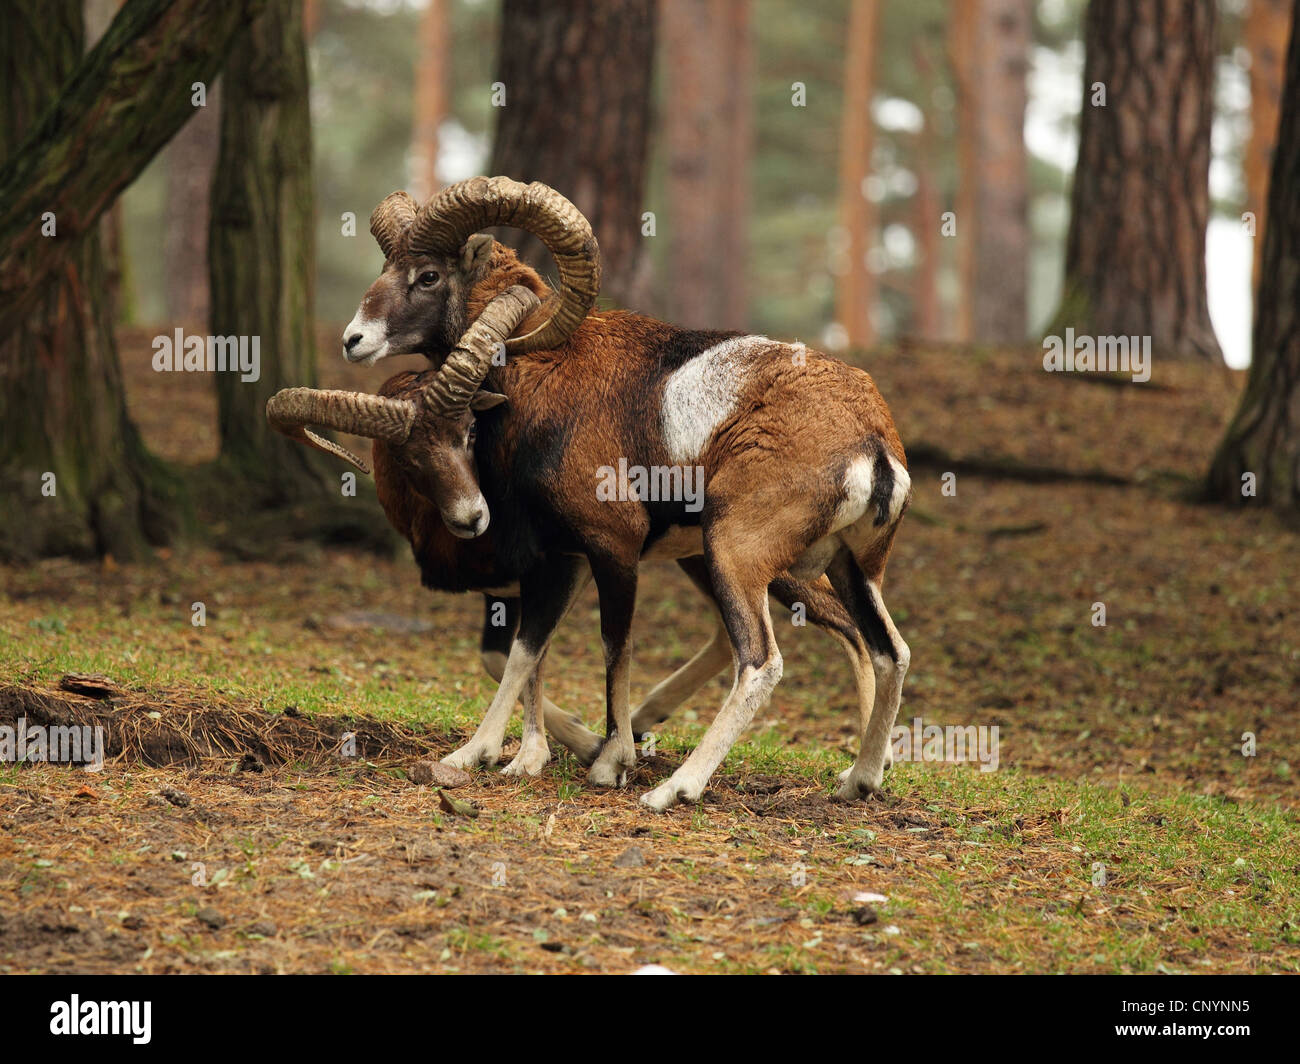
[470,390,508,412]
[458,234,495,280]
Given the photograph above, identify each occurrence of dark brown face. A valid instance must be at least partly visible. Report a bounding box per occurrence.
[389,391,506,539]
[342,236,494,365]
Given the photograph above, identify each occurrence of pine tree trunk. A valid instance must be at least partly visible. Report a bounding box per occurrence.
[0,0,179,561]
[209,0,332,504]
[0,0,267,332]
[490,0,656,310]
[949,0,977,343]
[1245,0,1292,291]
[1209,3,1300,513]
[662,0,753,328]
[411,0,449,202]
[972,0,1029,343]
[1051,0,1222,361]
[835,0,879,349]
[165,81,221,328]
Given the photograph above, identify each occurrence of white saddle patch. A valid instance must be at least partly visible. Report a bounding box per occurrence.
[660,336,777,463]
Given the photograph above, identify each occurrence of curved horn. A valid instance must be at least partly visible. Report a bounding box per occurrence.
[406,176,600,354]
[423,285,541,416]
[370,191,419,260]
[265,388,417,475]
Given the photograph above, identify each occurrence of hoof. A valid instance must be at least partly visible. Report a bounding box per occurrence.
[641,774,703,812]
[501,739,550,777]
[834,765,884,801]
[442,743,501,770]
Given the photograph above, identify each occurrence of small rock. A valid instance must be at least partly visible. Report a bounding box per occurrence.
[196,907,226,930]
[121,915,145,930]
[247,920,276,937]
[632,964,678,975]
[852,907,879,926]
[159,786,190,808]
[59,673,120,699]
[410,760,472,788]
[614,846,646,868]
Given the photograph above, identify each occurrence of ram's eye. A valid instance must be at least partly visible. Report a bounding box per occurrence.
[418,270,439,286]
[466,423,477,447]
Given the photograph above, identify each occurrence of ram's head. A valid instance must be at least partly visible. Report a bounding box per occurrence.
[266,177,601,538]
[342,176,601,366]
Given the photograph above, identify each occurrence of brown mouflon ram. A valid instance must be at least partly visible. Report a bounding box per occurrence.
[267,177,910,811]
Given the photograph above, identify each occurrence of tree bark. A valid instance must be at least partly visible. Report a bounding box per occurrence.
[489,0,656,310]
[411,0,450,202]
[835,0,879,349]
[0,0,180,561]
[949,0,977,343]
[209,0,332,504]
[912,43,941,341]
[1050,0,1222,361]
[1245,0,1293,292]
[164,81,221,327]
[1209,2,1300,513]
[663,0,752,329]
[0,0,267,333]
[972,0,1030,343]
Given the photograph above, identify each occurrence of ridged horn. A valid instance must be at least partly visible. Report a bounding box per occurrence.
[370,191,419,260]
[406,176,600,354]
[265,388,417,475]
[422,285,541,416]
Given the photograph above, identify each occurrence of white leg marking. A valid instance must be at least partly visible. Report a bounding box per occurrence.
[836,581,909,800]
[443,641,540,770]
[502,670,550,777]
[642,600,782,812]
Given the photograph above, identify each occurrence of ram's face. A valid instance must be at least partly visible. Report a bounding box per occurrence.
[342,235,494,365]
[391,390,506,538]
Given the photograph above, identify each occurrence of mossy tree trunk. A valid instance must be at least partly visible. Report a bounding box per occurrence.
[0,0,205,560]
[0,0,267,331]
[1209,4,1300,513]
[209,0,336,505]
[1049,0,1222,362]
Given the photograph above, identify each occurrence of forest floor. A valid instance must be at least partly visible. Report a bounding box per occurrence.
[1,335,1297,975]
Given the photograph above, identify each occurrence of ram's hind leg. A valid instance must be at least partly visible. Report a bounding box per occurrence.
[825,547,909,799]
[642,544,783,812]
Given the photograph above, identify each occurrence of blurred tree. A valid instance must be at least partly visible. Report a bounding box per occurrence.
[0,0,264,560]
[950,0,1029,345]
[664,0,753,329]
[835,0,879,348]
[1050,0,1222,361]
[209,0,336,505]
[490,0,656,310]
[911,40,941,341]
[1245,0,1292,292]
[164,82,220,328]
[949,0,976,342]
[411,0,449,202]
[1210,2,1300,512]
